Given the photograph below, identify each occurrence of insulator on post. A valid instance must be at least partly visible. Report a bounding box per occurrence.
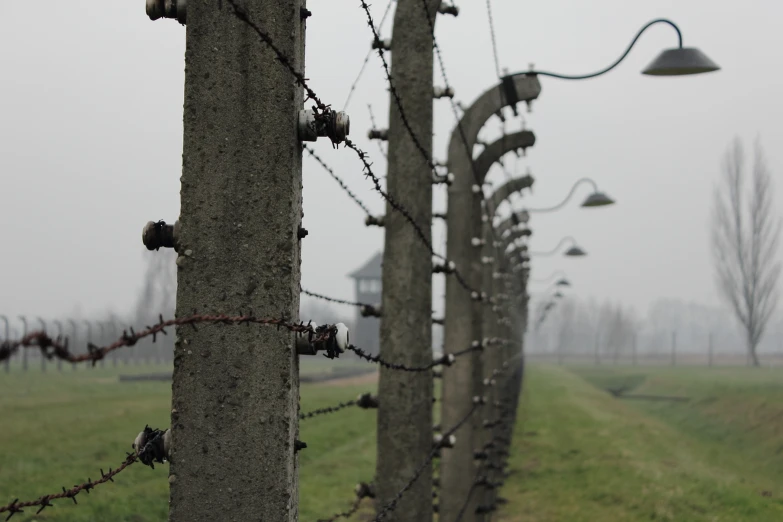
[367,128,388,141]
[365,215,385,227]
[437,1,459,16]
[433,86,455,99]
[432,172,454,185]
[471,237,486,247]
[371,38,391,51]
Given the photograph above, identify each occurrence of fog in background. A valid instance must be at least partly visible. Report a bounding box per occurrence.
[2,1,783,354]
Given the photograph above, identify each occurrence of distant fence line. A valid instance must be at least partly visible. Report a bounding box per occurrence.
[526,350,783,367]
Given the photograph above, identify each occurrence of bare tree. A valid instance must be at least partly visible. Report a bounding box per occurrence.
[712,137,781,366]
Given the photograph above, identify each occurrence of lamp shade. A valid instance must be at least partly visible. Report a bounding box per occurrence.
[555,278,571,287]
[642,47,720,76]
[564,246,587,257]
[581,192,615,207]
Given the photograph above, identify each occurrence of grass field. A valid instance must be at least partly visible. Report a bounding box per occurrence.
[0,365,378,521]
[498,365,783,521]
[4,363,783,521]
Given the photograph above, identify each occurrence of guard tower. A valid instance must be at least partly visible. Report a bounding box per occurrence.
[349,251,382,356]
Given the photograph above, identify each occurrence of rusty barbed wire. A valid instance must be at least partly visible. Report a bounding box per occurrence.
[346,343,462,373]
[0,314,333,365]
[304,145,374,216]
[0,454,137,519]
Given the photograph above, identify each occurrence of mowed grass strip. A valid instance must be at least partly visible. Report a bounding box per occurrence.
[0,367,378,521]
[497,365,783,522]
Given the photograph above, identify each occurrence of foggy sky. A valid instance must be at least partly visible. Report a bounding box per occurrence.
[2,1,782,328]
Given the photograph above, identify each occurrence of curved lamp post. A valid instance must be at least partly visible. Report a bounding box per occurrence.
[502,19,719,88]
[530,236,587,257]
[528,178,615,212]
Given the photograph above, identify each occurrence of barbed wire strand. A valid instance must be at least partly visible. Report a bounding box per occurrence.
[0,314,332,365]
[318,496,365,522]
[416,0,501,244]
[304,145,373,216]
[227,0,480,295]
[300,400,356,420]
[343,0,397,111]
[300,287,368,308]
[485,0,502,78]
[358,0,439,176]
[372,402,480,521]
[0,454,138,519]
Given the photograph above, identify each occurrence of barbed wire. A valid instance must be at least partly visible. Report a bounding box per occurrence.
[371,402,480,521]
[343,0,397,111]
[299,393,378,420]
[301,287,367,308]
[304,145,373,216]
[485,0,502,78]
[0,314,334,365]
[0,454,138,519]
[227,0,483,296]
[358,0,439,175]
[346,343,458,372]
[417,0,501,242]
[318,497,364,522]
[344,139,442,259]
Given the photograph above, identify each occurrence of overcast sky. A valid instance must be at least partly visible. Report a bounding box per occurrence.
[1,0,782,329]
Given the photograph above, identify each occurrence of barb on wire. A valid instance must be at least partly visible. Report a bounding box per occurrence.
[344,139,441,259]
[300,399,356,420]
[0,314,332,365]
[371,403,480,521]
[358,0,439,174]
[343,0,396,111]
[225,0,327,113]
[304,146,373,216]
[301,287,368,308]
[0,454,138,519]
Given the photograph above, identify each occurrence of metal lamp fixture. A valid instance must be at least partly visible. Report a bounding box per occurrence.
[529,178,615,213]
[504,18,719,83]
[530,236,587,258]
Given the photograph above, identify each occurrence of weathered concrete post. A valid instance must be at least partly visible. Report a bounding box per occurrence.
[440,77,539,521]
[375,1,441,520]
[169,2,306,520]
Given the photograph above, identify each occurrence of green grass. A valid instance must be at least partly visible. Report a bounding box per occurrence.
[0,366,377,521]
[6,363,783,521]
[497,365,783,521]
